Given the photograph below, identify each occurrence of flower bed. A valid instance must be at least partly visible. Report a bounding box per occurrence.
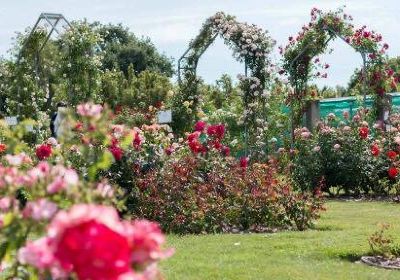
[288,111,400,195]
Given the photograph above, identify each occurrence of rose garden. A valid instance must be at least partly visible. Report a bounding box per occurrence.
[0,6,400,280]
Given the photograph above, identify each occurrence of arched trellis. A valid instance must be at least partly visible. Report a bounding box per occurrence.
[282,7,393,142]
[175,12,275,157]
[15,13,72,116]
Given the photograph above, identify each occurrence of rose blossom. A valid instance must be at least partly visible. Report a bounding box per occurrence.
[371,144,380,157]
[388,166,398,179]
[18,237,55,269]
[76,103,103,118]
[341,126,351,133]
[240,157,249,168]
[41,204,172,279]
[5,153,32,166]
[36,144,52,160]
[23,199,58,221]
[387,150,398,160]
[194,121,207,132]
[0,197,12,211]
[47,168,79,194]
[313,146,321,152]
[359,127,369,139]
[333,144,341,150]
[301,131,311,139]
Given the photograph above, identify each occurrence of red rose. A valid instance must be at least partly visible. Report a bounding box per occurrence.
[133,131,143,150]
[165,146,174,156]
[388,166,398,179]
[54,220,132,279]
[74,122,83,131]
[207,124,225,139]
[194,121,207,132]
[387,150,397,160]
[371,144,380,157]
[188,140,206,154]
[0,143,6,153]
[109,138,123,161]
[187,132,200,143]
[239,157,249,169]
[109,146,123,161]
[359,127,369,139]
[211,140,222,150]
[221,146,230,157]
[36,144,52,160]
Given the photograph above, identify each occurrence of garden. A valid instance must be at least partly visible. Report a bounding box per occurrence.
[0,6,399,280]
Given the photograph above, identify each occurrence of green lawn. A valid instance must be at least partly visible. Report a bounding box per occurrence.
[161,201,400,280]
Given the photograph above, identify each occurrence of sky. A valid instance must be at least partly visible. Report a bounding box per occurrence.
[0,0,399,88]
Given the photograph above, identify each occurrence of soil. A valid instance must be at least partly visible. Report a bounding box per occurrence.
[360,256,400,270]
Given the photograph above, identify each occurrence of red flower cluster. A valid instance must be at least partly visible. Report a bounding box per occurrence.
[0,143,6,153]
[109,138,123,161]
[187,132,207,154]
[387,150,398,160]
[388,166,398,179]
[55,220,131,279]
[36,144,52,160]
[207,124,225,140]
[194,120,206,132]
[19,204,173,279]
[133,131,143,150]
[370,144,380,157]
[359,126,369,139]
[188,121,229,156]
[240,157,249,169]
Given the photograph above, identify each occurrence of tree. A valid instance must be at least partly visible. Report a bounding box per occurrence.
[96,23,174,77]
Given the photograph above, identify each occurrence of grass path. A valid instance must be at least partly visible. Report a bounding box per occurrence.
[161,201,400,279]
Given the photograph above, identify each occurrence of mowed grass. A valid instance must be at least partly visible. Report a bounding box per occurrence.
[161,201,400,280]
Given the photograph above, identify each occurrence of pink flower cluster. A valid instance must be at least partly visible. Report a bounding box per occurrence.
[77,103,103,118]
[0,161,78,194]
[18,204,173,280]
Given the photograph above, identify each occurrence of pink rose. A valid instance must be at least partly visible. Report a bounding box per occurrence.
[23,199,58,221]
[76,103,103,118]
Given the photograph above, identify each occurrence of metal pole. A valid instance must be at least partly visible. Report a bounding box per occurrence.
[244,59,248,157]
[361,52,367,108]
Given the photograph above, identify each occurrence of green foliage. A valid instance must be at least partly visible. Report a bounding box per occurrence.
[127,153,322,234]
[97,23,174,77]
[369,223,400,259]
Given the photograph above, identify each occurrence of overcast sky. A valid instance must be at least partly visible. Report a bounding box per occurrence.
[0,0,399,87]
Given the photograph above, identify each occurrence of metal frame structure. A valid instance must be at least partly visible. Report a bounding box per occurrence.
[17,13,72,63]
[288,25,369,146]
[177,33,251,155]
[15,13,72,115]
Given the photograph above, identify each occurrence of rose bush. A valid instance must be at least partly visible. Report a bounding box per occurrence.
[289,111,400,195]
[0,105,172,279]
[124,121,323,234]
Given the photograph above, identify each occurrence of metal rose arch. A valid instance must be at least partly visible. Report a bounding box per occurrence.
[281,7,394,142]
[174,12,275,157]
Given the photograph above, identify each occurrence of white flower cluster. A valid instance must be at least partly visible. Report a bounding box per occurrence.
[208,12,274,61]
